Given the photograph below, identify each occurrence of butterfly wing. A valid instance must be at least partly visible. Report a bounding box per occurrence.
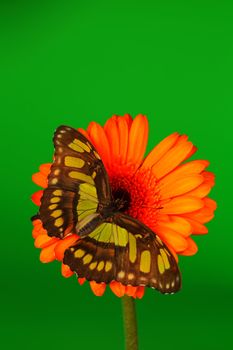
[64,213,181,294]
[39,125,111,238]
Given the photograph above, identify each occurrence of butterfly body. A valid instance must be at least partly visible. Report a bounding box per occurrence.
[37,125,182,294]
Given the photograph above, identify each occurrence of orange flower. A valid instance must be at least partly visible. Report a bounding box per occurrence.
[31,114,216,298]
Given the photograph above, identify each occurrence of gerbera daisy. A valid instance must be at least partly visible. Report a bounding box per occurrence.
[31,114,216,298]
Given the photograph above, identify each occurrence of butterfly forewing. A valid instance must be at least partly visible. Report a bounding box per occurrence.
[39,126,111,238]
[64,213,181,294]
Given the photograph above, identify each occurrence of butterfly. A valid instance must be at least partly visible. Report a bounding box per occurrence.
[37,125,181,294]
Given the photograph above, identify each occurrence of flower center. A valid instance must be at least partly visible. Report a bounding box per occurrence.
[112,188,131,212]
[109,167,160,231]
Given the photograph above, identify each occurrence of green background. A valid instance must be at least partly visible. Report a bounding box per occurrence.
[0,1,232,349]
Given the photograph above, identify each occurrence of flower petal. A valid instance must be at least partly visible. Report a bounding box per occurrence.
[54,234,79,261]
[142,132,180,170]
[159,175,204,200]
[184,198,216,224]
[204,197,217,211]
[87,122,111,168]
[40,241,58,263]
[159,216,192,237]
[156,225,188,252]
[78,277,86,285]
[123,113,133,127]
[126,114,148,166]
[110,281,126,297]
[31,190,43,206]
[39,163,51,176]
[61,263,74,278]
[34,234,58,249]
[32,172,48,188]
[125,285,138,297]
[117,117,130,164]
[160,196,204,214]
[152,138,194,179]
[179,237,198,256]
[135,286,145,299]
[104,116,120,163]
[32,221,47,238]
[158,160,210,188]
[90,281,106,296]
[202,171,215,187]
[185,217,208,234]
[186,182,211,198]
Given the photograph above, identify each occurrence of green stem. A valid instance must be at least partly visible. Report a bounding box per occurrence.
[122,296,138,350]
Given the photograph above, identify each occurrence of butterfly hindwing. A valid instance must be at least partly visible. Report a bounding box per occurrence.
[64,214,181,294]
[39,126,111,238]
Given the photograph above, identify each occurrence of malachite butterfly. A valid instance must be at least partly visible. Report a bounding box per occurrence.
[35,125,181,294]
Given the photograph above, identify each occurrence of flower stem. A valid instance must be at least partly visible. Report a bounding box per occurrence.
[122,295,138,350]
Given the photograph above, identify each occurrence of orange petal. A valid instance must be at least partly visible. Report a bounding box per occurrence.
[122,113,133,127]
[32,172,48,188]
[31,190,43,206]
[159,175,204,200]
[32,224,47,238]
[179,237,198,256]
[39,163,51,176]
[204,197,217,210]
[126,114,148,166]
[34,234,58,248]
[160,196,204,214]
[40,241,58,263]
[104,116,120,163]
[61,263,74,278]
[184,209,214,224]
[202,171,215,187]
[78,277,86,285]
[135,286,145,299]
[54,234,79,261]
[152,139,194,179]
[87,122,111,168]
[32,218,42,227]
[156,225,188,252]
[32,228,42,239]
[184,198,216,224]
[142,132,180,170]
[117,117,130,164]
[125,285,138,297]
[185,217,208,234]
[159,216,192,237]
[159,160,210,188]
[110,281,126,297]
[90,281,106,296]
[183,145,197,161]
[186,182,211,198]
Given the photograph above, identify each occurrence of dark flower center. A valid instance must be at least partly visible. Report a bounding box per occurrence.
[112,188,131,212]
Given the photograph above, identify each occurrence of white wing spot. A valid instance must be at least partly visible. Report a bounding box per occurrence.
[128,273,134,280]
[118,271,125,279]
